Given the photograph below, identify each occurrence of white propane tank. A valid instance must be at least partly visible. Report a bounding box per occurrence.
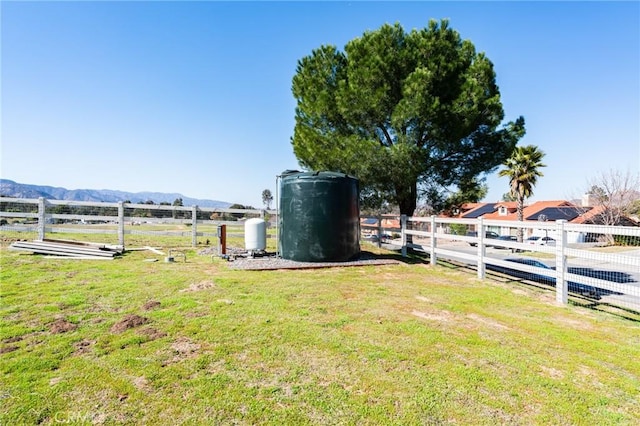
[245,218,267,251]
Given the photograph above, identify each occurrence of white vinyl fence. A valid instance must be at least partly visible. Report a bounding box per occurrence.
[383,215,639,311]
[3,198,639,310]
[0,197,273,248]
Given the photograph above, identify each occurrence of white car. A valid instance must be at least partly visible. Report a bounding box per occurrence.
[526,236,556,246]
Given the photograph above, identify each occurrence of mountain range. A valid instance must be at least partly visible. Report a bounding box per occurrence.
[0,179,231,208]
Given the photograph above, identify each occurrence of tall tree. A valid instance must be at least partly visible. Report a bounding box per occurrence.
[498,145,546,240]
[291,20,525,216]
[261,189,273,210]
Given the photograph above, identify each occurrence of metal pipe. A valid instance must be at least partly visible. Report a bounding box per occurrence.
[275,174,280,258]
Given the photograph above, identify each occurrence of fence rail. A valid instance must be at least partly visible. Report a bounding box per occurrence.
[2,197,639,311]
[0,197,275,247]
[387,215,640,311]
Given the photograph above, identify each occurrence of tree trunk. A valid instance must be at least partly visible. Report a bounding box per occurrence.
[397,182,417,217]
[516,194,525,242]
[396,182,418,249]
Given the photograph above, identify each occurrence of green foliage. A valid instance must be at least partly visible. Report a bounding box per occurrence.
[440,177,488,214]
[498,145,546,224]
[499,145,546,200]
[227,203,256,220]
[502,192,517,202]
[261,189,273,210]
[588,185,608,203]
[614,234,640,246]
[291,20,525,215]
[449,223,468,236]
[627,199,640,216]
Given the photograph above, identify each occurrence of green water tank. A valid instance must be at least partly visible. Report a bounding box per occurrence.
[279,171,360,262]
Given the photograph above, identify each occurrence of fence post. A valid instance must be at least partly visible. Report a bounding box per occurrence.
[401,214,407,257]
[377,215,382,248]
[477,218,485,278]
[118,202,125,248]
[555,220,568,305]
[430,215,437,266]
[191,205,198,247]
[38,197,46,240]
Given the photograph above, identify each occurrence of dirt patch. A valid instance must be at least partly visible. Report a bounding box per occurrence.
[540,365,565,380]
[138,327,167,341]
[49,318,78,334]
[133,376,151,392]
[110,314,149,333]
[2,336,23,344]
[73,339,96,355]
[412,309,454,322]
[162,337,201,366]
[180,280,216,292]
[466,313,510,331]
[171,338,200,355]
[0,345,19,354]
[552,316,595,331]
[142,300,161,311]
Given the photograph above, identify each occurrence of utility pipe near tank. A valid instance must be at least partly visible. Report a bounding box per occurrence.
[217,225,226,255]
[275,174,280,258]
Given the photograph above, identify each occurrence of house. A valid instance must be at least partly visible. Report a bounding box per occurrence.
[456,202,499,219]
[481,200,575,222]
[359,217,401,235]
[447,199,638,243]
[570,205,639,227]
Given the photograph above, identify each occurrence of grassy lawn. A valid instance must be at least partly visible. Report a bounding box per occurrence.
[1,243,639,425]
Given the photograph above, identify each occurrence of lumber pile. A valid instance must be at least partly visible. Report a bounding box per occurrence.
[9,238,123,260]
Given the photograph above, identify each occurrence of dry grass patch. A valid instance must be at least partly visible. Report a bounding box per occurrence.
[180,280,216,292]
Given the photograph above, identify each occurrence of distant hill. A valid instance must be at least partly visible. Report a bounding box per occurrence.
[0,179,232,208]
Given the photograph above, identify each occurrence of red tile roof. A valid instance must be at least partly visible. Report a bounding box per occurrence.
[570,205,605,224]
[493,201,518,209]
[482,200,576,221]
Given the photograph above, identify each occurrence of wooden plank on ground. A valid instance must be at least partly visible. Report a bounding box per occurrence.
[41,238,124,253]
[10,245,114,258]
[42,255,115,260]
[12,242,116,256]
[10,241,118,257]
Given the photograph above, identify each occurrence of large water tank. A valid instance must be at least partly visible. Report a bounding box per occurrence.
[279,171,360,262]
[245,218,267,251]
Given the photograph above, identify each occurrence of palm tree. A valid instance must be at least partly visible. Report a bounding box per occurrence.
[498,145,546,241]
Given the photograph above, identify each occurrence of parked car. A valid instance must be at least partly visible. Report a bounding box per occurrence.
[492,258,556,284]
[467,231,500,246]
[367,233,392,242]
[525,236,556,246]
[489,235,517,249]
[486,258,620,299]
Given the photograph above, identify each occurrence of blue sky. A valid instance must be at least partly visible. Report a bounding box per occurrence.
[2,1,638,208]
